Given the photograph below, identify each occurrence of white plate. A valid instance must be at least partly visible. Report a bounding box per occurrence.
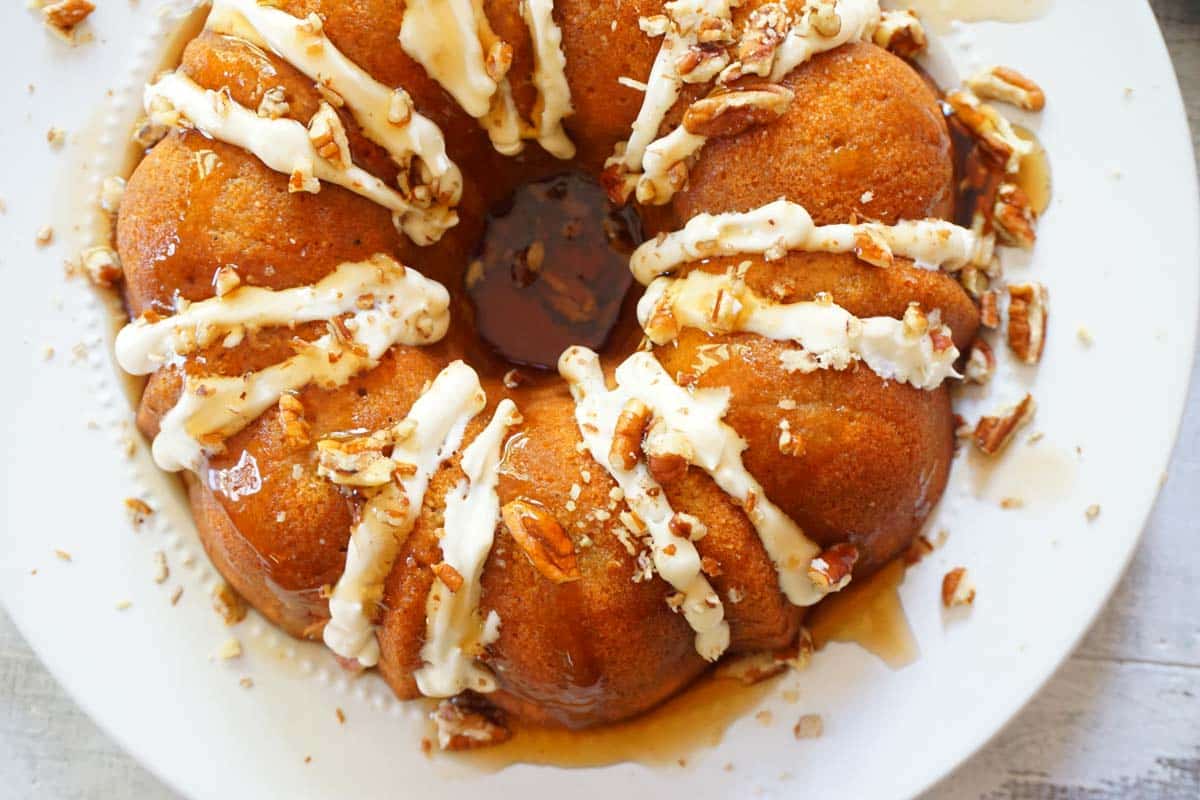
[1,2,1196,798]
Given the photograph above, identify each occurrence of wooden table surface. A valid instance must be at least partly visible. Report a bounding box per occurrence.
[2,1,1198,797]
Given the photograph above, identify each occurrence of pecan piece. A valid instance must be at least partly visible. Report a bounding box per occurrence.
[979,289,1001,329]
[966,66,1045,112]
[432,561,464,593]
[973,394,1036,456]
[941,567,976,608]
[873,9,927,58]
[993,182,1038,249]
[1007,282,1048,364]
[945,90,1033,173]
[682,84,794,138]
[609,398,650,471]
[807,543,859,592]
[964,339,996,384]
[647,452,688,485]
[278,393,311,448]
[501,499,580,584]
[41,0,94,41]
[431,696,511,751]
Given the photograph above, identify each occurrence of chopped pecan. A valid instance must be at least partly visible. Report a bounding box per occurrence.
[973,394,1036,456]
[719,3,789,84]
[964,339,996,384]
[808,0,842,37]
[941,567,976,608]
[431,696,511,751]
[682,85,794,138]
[966,66,1045,112]
[501,499,581,583]
[609,399,651,471]
[676,44,730,83]
[945,90,1033,173]
[993,182,1038,249]
[432,561,464,593]
[257,86,289,119]
[41,0,94,41]
[307,102,351,170]
[647,452,688,485]
[668,511,707,540]
[873,9,927,58]
[485,40,513,82]
[79,245,122,287]
[1007,282,1048,364]
[212,581,248,625]
[807,543,859,592]
[278,393,311,448]
[979,289,1001,329]
[853,227,893,268]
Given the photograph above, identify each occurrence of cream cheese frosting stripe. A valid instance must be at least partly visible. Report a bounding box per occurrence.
[608,0,737,181]
[569,348,832,607]
[638,270,961,390]
[522,0,575,159]
[144,73,451,243]
[324,361,487,668]
[124,256,450,472]
[399,0,576,159]
[415,399,522,696]
[629,199,988,284]
[204,0,462,244]
[619,0,882,204]
[768,0,881,82]
[559,347,731,661]
[115,256,443,374]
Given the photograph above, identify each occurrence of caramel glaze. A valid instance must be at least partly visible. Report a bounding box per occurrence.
[120,0,981,735]
[467,173,642,371]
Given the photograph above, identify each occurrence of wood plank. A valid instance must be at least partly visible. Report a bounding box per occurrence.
[927,659,1200,798]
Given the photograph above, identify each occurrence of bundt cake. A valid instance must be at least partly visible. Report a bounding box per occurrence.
[108,0,1043,738]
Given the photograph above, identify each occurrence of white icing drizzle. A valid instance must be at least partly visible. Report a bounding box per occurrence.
[144,72,450,244]
[559,347,730,661]
[638,124,706,205]
[609,0,737,180]
[400,0,497,118]
[563,347,833,609]
[617,0,881,204]
[629,199,987,284]
[398,0,520,156]
[139,256,451,472]
[205,0,463,244]
[522,0,575,159]
[116,256,444,375]
[768,0,881,82]
[415,399,522,696]
[324,361,487,668]
[637,269,961,390]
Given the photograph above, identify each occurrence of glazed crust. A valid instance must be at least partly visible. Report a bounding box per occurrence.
[119,1,977,728]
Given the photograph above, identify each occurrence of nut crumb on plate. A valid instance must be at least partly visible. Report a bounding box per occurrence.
[38,0,95,42]
[212,581,248,625]
[793,713,823,740]
[942,567,976,608]
[124,497,152,526]
[214,637,242,660]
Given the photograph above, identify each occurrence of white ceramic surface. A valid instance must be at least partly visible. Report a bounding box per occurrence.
[0,2,1196,799]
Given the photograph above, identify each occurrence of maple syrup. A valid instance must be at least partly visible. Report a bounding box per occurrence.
[808,560,918,669]
[467,173,643,371]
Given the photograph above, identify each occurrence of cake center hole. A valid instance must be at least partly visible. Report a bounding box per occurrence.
[467,172,643,370]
